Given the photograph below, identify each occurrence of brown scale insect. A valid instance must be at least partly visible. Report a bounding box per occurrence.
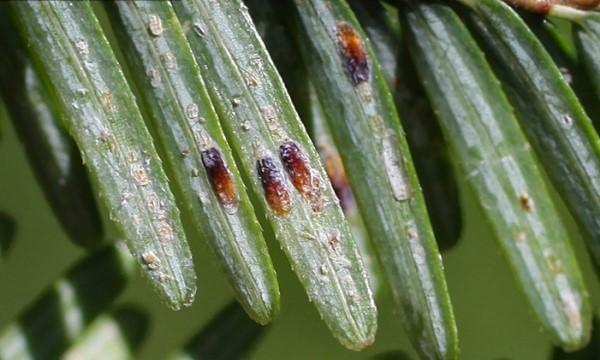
[336,22,369,85]
[556,0,599,10]
[201,147,238,211]
[506,0,551,13]
[256,156,292,216]
[323,151,354,213]
[519,193,535,213]
[280,141,323,212]
[507,0,599,13]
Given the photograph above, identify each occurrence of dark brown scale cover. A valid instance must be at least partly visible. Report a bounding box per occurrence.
[336,22,369,85]
[323,151,353,213]
[280,141,322,212]
[256,156,292,216]
[201,147,238,210]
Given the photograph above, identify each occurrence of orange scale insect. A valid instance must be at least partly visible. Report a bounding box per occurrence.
[280,140,323,212]
[201,147,238,212]
[336,22,369,85]
[256,156,292,217]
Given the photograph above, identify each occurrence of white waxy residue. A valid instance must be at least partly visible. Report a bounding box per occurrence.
[382,131,410,201]
[148,14,163,37]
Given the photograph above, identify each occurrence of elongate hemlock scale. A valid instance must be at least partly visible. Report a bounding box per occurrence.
[308,85,383,295]
[105,1,279,324]
[348,0,463,250]
[256,156,293,217]
[459,0,600,279]
[286,0,458,358]
[279,140,323,212]
[325,151,353,213]
[403,1,591,350]
[336,23,370,85]
[243,0,383,295]
[0,13,103,248]
[172,0,377,350]
[9,1,196,310]
[346,0,400,90]
[201,148,238,211]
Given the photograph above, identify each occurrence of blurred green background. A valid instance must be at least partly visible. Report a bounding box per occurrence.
[1,95,599,359]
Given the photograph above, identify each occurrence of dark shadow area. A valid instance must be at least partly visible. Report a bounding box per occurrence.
[181,301,268,360]
[0,212,15,258]
[112,305,151,353]
[0,245,131,360]
[552,318,600,360]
